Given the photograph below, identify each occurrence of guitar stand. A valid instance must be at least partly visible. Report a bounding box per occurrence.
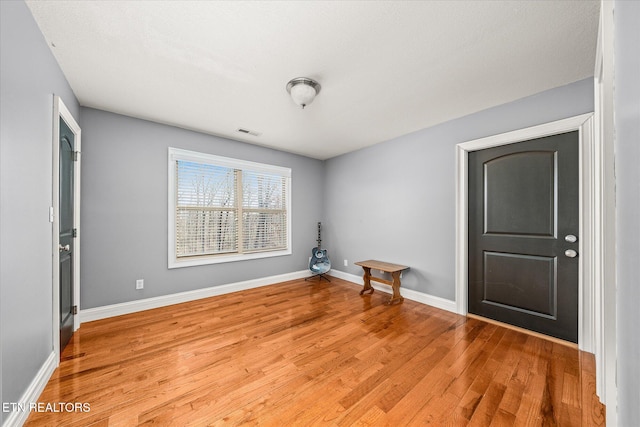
[305,273,331,282]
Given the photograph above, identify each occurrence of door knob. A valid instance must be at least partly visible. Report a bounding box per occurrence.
[565,249,578,258]
[565,234,578,243]
[59,244,70,252]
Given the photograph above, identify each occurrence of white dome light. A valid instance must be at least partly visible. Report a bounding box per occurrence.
[286,77,321,109]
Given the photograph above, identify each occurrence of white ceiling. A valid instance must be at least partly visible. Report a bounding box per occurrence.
[26,1,600,160]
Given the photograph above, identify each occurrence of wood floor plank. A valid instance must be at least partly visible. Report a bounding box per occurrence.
[580,351,607,427]
[24,277,605,426]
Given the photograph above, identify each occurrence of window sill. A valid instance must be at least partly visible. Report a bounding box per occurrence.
[168,248,292,269]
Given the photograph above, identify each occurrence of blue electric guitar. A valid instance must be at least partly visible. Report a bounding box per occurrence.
[308,222,331,280]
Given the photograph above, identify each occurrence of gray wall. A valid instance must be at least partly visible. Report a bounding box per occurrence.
[0,0,80,422]
[323,78,594,300]
[80,108,324,309]
[614,1,640,424]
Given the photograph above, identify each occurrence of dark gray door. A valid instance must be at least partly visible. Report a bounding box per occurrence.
[59,117,75,352]
[468,131,579,343]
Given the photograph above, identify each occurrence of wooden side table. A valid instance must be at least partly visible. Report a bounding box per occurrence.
[355,260,409,305]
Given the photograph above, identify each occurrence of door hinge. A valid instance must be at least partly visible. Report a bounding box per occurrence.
[73,228,77,238]
[72,305,78,315]
[73,151,79,161]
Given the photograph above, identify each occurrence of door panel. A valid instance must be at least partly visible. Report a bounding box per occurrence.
[483,252,556,317]
[59,117,74,352]
[484,151,556,237]
[468,131,579,343]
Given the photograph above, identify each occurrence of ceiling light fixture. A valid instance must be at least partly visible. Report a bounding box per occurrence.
[286,77,321,109]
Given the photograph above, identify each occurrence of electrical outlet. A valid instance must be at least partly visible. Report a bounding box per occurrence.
[136,279,144,290]
[344,259,348,267]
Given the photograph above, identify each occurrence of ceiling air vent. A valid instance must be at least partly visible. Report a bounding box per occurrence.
[236,128,261,137]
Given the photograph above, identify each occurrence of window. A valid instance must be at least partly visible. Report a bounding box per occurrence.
[168,148,291,268]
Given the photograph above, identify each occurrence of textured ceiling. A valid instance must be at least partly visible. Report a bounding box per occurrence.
[26,1,600,160]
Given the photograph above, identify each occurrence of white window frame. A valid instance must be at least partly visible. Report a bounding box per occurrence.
[168,147,292,269]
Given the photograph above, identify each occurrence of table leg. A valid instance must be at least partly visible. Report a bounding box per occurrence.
[359,267,374,295]
[386,271,404,305]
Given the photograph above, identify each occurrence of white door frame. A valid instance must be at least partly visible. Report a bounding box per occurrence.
[592,0,617,422]
[455,113,596,353]
[52,96,81,363]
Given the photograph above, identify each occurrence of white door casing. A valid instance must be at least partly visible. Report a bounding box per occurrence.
[455,113,595,352]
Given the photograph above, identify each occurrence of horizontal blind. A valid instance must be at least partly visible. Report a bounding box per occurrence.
[176,160,237,257]
[172,154,289,261]
[242,171,287,252]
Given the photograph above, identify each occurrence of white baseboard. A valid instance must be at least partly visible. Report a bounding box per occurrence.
[2,351,57,427]
[329,269,457,313]
[80,268,457,323]
[80,270,311,323]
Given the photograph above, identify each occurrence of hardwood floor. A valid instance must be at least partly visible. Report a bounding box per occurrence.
[26,277,605,426]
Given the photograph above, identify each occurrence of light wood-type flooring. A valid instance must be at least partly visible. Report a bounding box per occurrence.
[26,277,605,426]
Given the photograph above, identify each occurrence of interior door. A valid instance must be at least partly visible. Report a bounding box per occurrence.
[468,131,579,343]
[59,117,75,352]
